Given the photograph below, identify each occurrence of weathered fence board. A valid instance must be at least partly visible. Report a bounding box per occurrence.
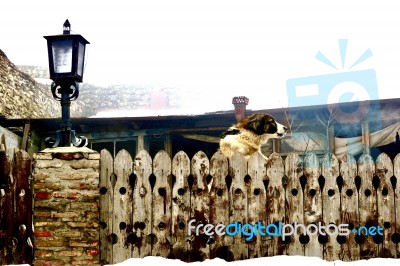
[113,150,134,262]
[99,149,400,263]
[247,152,267,258]
[303,152,323,258]
[0,148,33,265]
[208,151,230,260]
[190,151,210,260]
[284,153,304,256]
[394,154,400,258]
[321,153,341,261]
[152,151,172,258]
[132,150,153,257]
[100,149,114,264]
[339,153,359,260]
[357,154,379,259]
[375,153,396,257]
[228,152,248,260]
[170,151,191,259]
[266,152,285,256]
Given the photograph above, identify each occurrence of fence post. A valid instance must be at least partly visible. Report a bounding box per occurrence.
[33,147,100,266]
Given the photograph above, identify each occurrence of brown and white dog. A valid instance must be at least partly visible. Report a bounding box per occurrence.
[219,113,287,160]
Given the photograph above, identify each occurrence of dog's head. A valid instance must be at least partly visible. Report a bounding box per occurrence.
[238,113,287,138]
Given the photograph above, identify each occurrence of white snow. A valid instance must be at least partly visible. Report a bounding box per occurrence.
[104,256,399,266]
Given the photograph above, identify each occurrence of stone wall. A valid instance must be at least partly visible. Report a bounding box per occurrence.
[32,147,100,266]
[17,65,181,117]
[0,49,61,118]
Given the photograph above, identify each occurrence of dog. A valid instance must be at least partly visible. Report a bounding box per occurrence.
[219,113,287,160]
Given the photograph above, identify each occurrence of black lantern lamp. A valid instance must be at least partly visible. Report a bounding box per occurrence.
[44,20,89,147]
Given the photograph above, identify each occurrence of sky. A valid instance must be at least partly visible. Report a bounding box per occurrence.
[1,0,400,113]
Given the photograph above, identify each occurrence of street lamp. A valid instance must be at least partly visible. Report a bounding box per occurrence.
[43,20,90,147]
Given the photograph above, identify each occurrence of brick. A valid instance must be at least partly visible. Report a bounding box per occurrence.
[71,260,101,265]
[35,221,64,227]
[86,249,100,256]
[34,249,53,258]
[69,240,99,247]
[35,192,52,200]
[35,239,64,247]
[52,211,81,218]
[69,183,98,190]
[70,160,99,170]
[34,173,51,181]
[35,211,52,218]
[55,250,83,257]
[34,160,64,169]
[34,259,65,266]
[60,173,84,180]
[67,222,99,229]
[35,231,53,238]
[34,182,61,190]
[33,153,53,160]
[69,202,98,210]
[54,230,81,238]
[54,152,84,160]
[53,191,81,199]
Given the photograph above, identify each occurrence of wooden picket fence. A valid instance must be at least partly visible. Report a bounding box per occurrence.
[99,149,400,264]
[0,148,33,265]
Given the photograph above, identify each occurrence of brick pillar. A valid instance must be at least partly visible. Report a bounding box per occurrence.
[32,147,100,266]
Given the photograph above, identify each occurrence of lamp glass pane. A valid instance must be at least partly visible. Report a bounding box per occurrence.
[52,40,73,73]
[77,42,85,76]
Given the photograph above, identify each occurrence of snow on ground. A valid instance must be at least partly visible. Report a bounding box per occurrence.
[105,256,399,266]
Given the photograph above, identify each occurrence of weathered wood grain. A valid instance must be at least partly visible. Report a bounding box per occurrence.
[247,152,267,258]
[171,151,191,260]
[152,150,172,258]
[209,151,231,260]
[265,152,285,256]
[357,153,379,259]
[375,153,396,257]
[190,151,210,260]
[321,153,341,261]
[284,152,304,256]
[113,149,134,263]
[303,152,323,257]
[99,149,114,264]
[132,150,153,257]
[339,153,360,261]
[228,152,248,260]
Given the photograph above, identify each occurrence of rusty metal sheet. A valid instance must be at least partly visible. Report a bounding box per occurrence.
[247,152,267,258]
[170,151,191,260]
[132,150,153,258]
[375,152,396,257]
[303,152,323,258]
[228,151,248,260]
[113,149,133,263]
[265,152,285,256]
[284,152,304,256]
[321,153,341,261]
[357,153,378,259]
[99,149,114,264]
[339,153,360,261]
[189,151,210,260]
[152,150,172,258]
[209,151,231,261]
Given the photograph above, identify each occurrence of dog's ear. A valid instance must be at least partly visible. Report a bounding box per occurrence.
[244,114,266,135]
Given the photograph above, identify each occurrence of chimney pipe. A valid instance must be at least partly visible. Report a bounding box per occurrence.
[232,96,249,122]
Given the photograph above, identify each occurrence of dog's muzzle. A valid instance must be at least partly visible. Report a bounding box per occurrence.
[276,123,288,138]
